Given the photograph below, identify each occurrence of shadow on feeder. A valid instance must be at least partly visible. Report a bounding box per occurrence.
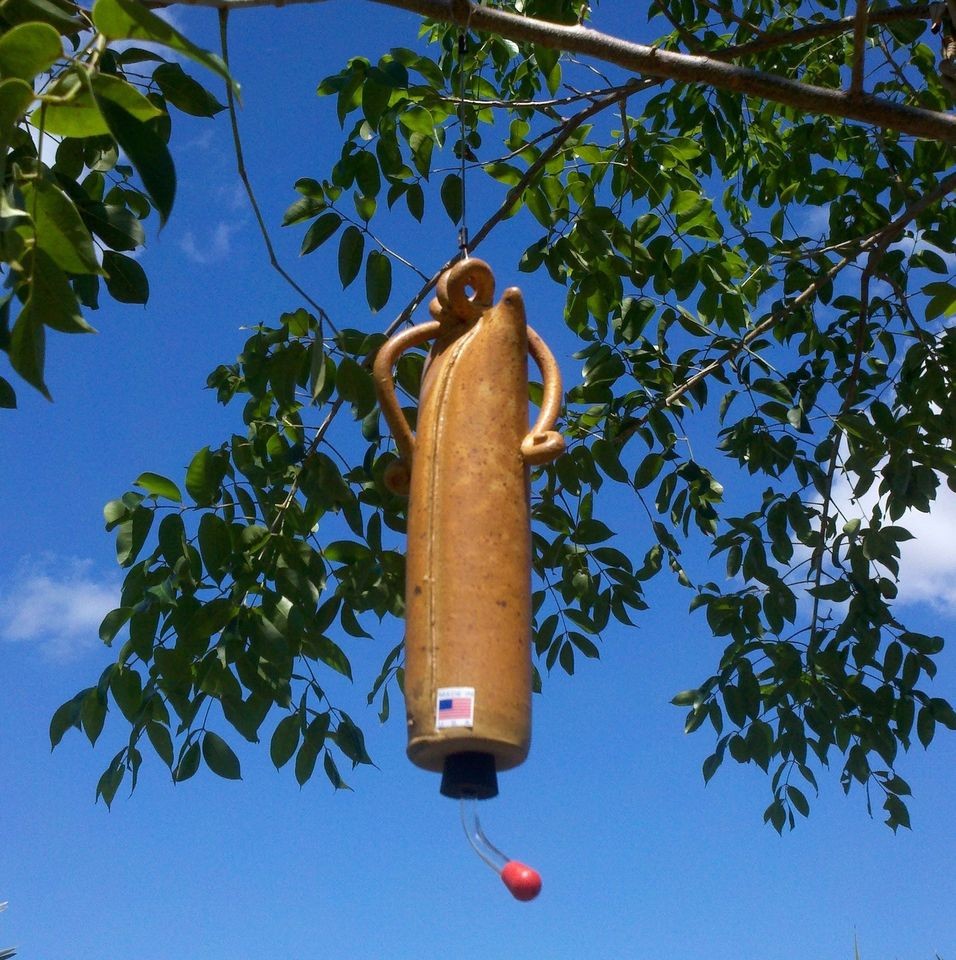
[373,259,563,901]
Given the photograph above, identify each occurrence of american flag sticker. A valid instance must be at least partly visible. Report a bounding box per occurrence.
[436,687,475,729]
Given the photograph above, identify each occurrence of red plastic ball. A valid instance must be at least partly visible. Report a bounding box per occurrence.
[501,861,542,901]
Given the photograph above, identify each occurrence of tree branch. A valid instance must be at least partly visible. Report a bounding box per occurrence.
[715,4,934,61]
[380,80,641,340]
[218,8,337,334]
[850,0,870,95]
[171,0,956,144]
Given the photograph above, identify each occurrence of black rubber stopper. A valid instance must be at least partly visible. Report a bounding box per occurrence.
[440,751,498,799]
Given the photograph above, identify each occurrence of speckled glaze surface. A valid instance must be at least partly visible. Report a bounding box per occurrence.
[373,259,564,773]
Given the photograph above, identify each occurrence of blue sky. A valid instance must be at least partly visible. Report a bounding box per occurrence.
[2,3,956,957]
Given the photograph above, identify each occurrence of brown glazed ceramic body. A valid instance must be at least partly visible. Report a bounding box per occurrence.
[373,259,564,773]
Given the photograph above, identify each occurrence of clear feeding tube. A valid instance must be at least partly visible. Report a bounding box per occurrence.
[460,797,542,901]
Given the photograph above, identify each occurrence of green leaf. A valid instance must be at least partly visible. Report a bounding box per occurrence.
[0,375,16,408]
[185,446,220,506]
[23,247,92,333]
[103,250,149,304]
[787,785,810,818]
[0,21,61,80]
[702,750,723,783]
[146,721,174,767]
[634,453,665,490]
[295,737,320,785]
[109,665,142,720]
[173,740,201,782]
[314,635,353,680]
[0,76,34,147]
[1,0,85,32]
[37,72,108,137]
[98,606,131,645]
[398,104,434,137]
[186,597,236,642]
[591,438,628,482]
[154,62,225,117]
[671,689,700,706]
[323,749,348,789]
[300,211,342,255]
[21,178,100,275]
[406,182,424,221]
[354,150,381,198]
[95,754,125,808]
[95,94,176,226]
[559,639,575,675]
[440,173,462,224]
[92,73,165,121]
[115,505,153,567]
[157,511,186,566]
[572,518,614,544]
[365,249,391,313]
[88,203,146,252]
[334,715,372,767]
[49,692,83,747]
[361,73,391,126]
[335,356,376,417]
[338,225,364,288]
[92,0,235,88]
[283,195,326,226]
[917,706,935,748]
[134,471,181,502]
[80,688,106,745]
[202,731,241,780]
[198,512,231,582]
[923,281,956,321]
[270,713,301,769]
[39,71,163,138]
[9,300,50,399]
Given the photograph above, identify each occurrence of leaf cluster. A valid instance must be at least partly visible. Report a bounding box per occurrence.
[39,0,956,830]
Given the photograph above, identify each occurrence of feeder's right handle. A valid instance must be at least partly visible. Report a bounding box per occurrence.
[372,320,441,493]
[522,324,565,467]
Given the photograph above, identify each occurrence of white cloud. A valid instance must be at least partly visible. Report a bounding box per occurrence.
[832,473,956,617]
[797,203,830,239]
[0,556,119,661]
[179,220,243,264]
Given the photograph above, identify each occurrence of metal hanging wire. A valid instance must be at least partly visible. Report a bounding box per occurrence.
[459,797,543,900]
[460,796,509,873]
[456,15,472,257]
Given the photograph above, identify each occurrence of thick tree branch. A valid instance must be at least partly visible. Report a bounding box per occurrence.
[172,0,956,143]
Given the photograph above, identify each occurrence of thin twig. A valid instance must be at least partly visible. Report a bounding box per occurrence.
[218,9,338,334]
[655,0,708,54]
[850,0,870,94]
[268,398,344,535]
[696,0,762,34]
[435,82,634,109]
[383,79,649,340]
[715,4,934,61]
[808,307,867,654]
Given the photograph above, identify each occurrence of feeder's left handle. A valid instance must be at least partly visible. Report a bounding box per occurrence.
[372,320,441,495]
